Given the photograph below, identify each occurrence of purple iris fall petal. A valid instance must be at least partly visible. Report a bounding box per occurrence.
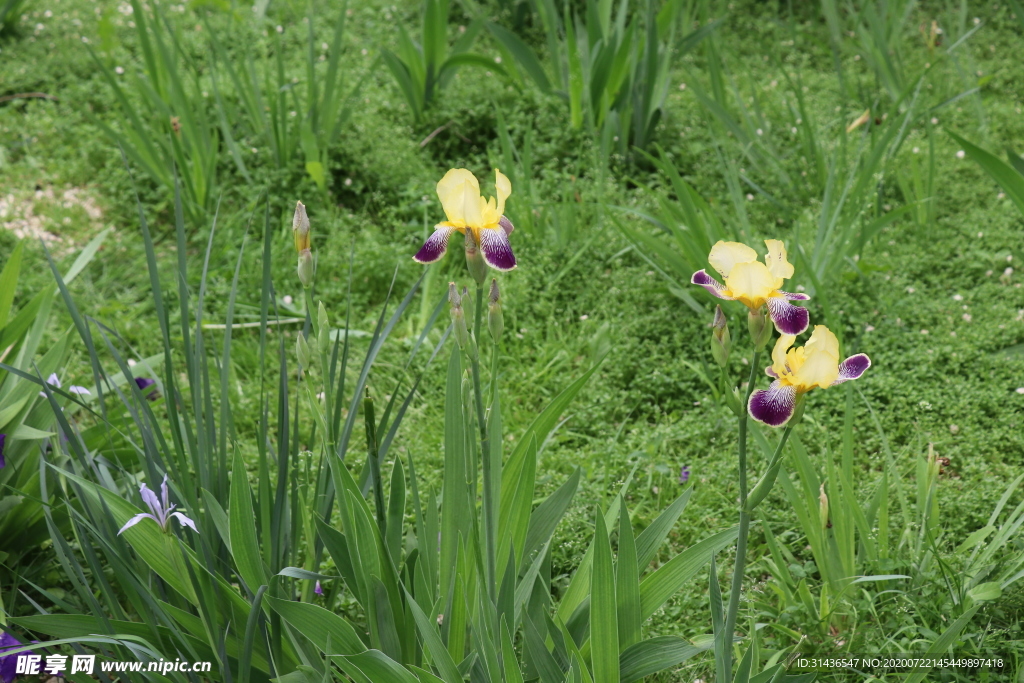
[413,226,455,265]
[0,632,25,683]
[690,270,733,300]
[748,381,798,427]
[679,465,690,484]
[479,228,517,271]
[134,377,159,401]
[832,354,871,385]
[765,296,810,335]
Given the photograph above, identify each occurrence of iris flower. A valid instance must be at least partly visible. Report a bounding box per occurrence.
[414,169,516,272]
[691,240,810,335]
[748,325,871,426]
[118,475,198,535]
[1,632,26,683]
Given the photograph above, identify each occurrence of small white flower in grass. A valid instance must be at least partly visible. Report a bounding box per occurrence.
[361,48,368,55]
[756,128,763,136]
[953,294,963,301]
[745,193,754,201]
[913,147,920,154]
[978,232,984,238]
[931,117,939,124]
[1016,388,1024,395]
[494,56,501,63]
[956,150,965,159]
[678,83,687,90]
[906,286,915,293]
[921,329,929,335]
[275,24,282,33]
[580,315,588,320]
[289,110,297,117]
[791,127,797,134]
[962,313,972,322]
[344,178,352,187]
[282,295,293,305]
[999,192,1006,199]
[865,325,875,332]
[986,270,993,277]
[950,424,959,434]
[251,147,258,154]
[974,17,980,23]
[115,66,124,74]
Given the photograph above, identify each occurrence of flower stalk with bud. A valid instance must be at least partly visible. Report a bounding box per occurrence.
[691,239,870,682]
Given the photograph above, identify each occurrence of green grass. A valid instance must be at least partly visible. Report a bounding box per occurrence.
[2,0,1024,679]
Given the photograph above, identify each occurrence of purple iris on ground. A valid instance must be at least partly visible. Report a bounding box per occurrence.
[118,475,198,535]
[0,632,24,683]
[0,434,6,470]
[134,377,160,401]
[680,465,690,484]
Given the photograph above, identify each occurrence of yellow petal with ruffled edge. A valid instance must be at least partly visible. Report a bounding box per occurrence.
[708,241,758,279]
[772,334,796,373]
[724,261,777,307]
[792,325,840,389]
[437,169,480,227]
[764,239,794,287]
[495,169,511,216]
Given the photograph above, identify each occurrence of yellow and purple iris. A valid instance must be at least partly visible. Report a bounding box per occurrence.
[413,168,516,272]
[748,325,871,426]
[691,240,809,335]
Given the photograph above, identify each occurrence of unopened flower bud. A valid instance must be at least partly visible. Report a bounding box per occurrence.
[747,308,772,348]
[487,279,503,343]
[464,230,488,285]
[460,286,473,324]
[292,201,310,253]
[296,333,310,369]
[819,483,829,531]
[297,248,314,288]
[317,301,330,350]
[449,283,470,351]
[710,305,730,367]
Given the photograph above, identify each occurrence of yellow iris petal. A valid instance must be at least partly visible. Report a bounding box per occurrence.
[790,325,840,390]
[708,241,758,279]
[772,334,796,373]
[724,261,777,307]
[437,169,480,226]
[495,169,511,216]
[763,239,794,287]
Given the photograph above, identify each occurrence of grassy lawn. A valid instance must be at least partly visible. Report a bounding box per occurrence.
[2,0,1024,680]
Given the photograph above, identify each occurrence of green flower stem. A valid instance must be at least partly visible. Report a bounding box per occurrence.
[723,348,759,681]
[470,282,496,599]
[363,391,387,536]
[303,287,334,449]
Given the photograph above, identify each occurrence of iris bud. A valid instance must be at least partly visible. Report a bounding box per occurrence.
[711,305,730,367]
[819,483,829,531]
[487,279,503,343]
[296,333,310,369]
[747,308,772,348]
[317,301,330,351]
[449,283,471,352]
[293,201,310,253]
[297,249,314,289]
[464,230,488,285]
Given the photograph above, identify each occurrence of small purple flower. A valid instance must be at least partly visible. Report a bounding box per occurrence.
[679,465,690,484]
[134,377,160,401]
[38,373,61,398]
[1,632,25,683]
[118,475,198,535]
[69,385,91,396]
[0,434,6,470]
[314,580,323,596]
